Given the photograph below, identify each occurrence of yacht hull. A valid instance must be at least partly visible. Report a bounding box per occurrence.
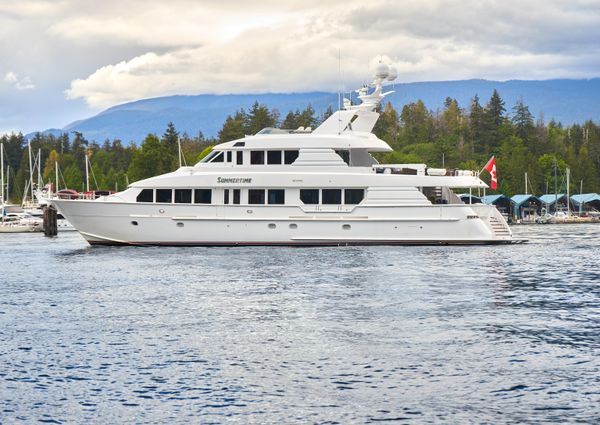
[53,200,512,246]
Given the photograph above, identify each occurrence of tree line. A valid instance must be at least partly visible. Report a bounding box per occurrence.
[1,95,599,203]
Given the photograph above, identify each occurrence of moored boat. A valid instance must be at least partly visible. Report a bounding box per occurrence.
[53,63,516,246]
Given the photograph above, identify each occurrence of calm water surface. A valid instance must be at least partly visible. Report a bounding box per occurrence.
[0,226,599,424]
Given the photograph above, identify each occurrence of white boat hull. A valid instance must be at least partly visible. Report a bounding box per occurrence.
[53,200,512,246]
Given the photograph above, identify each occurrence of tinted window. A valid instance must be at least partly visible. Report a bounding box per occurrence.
[322,189,342,204]
[236,151,243,165]
[267,150,282,164]
[194,189,211,204]
[174,189,192,203]
[335,150,350,165]
[250,151,264,164]
[248,189,265,204]
[136,189,153,202]
[268,189,285,204]
[224,189,229,204]
[233,189,240,204]
[300,189,319,204]
[156,189,172,203]
[344,189,364,204]
[284,150,299,164]
[226,151,232,162]
[210,152,224,163]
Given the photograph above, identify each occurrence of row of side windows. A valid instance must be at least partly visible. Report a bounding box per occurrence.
[136,187,364,205]
[300,189,364,205]
[206,150,299,165]
[136,188,212,204]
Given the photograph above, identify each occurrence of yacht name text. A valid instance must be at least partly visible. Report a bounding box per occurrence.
[217,177,253,184]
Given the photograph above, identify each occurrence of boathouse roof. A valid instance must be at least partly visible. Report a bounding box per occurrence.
[539,194,566,205]
[571,193,600,206]
[511,194,541,207]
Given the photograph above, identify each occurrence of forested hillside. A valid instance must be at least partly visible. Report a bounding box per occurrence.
[2,92,599,203]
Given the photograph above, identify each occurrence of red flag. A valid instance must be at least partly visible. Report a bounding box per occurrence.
[484,156,497,190]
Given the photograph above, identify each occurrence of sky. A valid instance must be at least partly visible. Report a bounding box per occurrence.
[1,0,600,134]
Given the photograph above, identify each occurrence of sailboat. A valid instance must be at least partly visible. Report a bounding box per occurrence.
[0,142,43,233]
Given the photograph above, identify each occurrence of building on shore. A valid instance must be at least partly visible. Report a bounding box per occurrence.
[539,194,576,214]
[457,193,483,204]
[571,193,600,215]
[511,194,542,223]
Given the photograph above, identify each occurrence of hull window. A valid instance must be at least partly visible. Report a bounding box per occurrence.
[267,150,282,164]
[236,151,243,165]
[268,189,285,205]
[233,189,241,204]
[156,189,172,203]
[136,189,154,203]
[224,189,230,205]
[344,189,364,204]
[284,150,299,164]
[175,189,192,203]
[250,151,264,165]
[300,189,319,204]
[249,189,265,204]
[322,189,342,204]
[194,189,212,204]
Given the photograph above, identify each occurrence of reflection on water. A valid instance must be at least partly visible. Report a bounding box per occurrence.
[0,226,599,423]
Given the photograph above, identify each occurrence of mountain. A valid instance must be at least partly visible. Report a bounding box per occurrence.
[29,79,600,143]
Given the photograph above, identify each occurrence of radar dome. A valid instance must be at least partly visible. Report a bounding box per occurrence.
[375,62,389,80]
[387,66,398,81]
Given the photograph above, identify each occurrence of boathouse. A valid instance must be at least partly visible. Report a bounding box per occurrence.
[511,194,542,222]
[539,194,576,214]
[571,193,600,214]
[482,194,514,219]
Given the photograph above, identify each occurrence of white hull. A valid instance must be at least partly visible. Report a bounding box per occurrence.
[0,222,42,233]
[54,200,512,246]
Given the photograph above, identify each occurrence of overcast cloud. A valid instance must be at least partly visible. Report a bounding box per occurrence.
[1,0,599,132]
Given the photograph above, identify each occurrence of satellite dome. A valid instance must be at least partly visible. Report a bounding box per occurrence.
[387,66,398,81]
[375,62,389,80]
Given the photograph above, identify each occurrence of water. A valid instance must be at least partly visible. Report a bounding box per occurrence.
[0,226,599,424]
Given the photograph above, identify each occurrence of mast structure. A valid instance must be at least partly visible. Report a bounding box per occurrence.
[525,172,528,195]
[28,140,34,203]
[1,142,4,204]
[55,161,59,194]
[566,167,570,216]
[85,152,90,193]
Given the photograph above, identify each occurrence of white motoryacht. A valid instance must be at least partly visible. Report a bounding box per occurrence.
[53,64,513,246]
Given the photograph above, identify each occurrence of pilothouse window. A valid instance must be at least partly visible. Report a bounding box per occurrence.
[284,150,299,164]
[136,189,153,203]
[210,152,224,163]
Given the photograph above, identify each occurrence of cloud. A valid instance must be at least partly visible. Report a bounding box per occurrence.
[4,71,35,90]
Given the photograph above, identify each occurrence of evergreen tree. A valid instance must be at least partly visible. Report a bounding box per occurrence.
[218,110,248,142]
[512,98,535,143]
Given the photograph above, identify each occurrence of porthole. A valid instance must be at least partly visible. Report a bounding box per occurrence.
[289,223,298,229]
[131,221,138,226]
[268,223,276,229]
[158,208,165,214]
[342,224,351,230]
[176,222,184,227]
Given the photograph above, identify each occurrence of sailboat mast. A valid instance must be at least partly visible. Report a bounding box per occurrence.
[1,142,4,204]
[85,153,90,193]
[28,140,34,202]
[178,137,182,168]
[566,167,570,215]
[55,161,59,193]
[37,148,42,188]
[525,172,528,195]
